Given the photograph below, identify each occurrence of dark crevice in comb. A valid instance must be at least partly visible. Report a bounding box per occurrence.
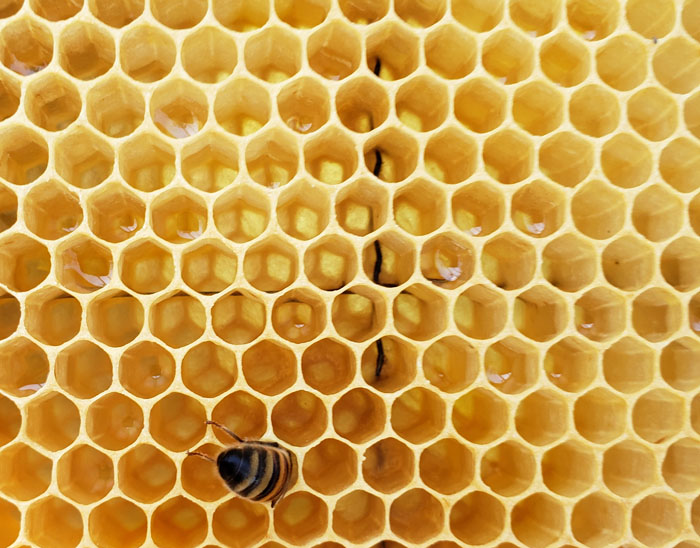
[375,337,385,378]
[373,148,383,177]
[372,239,383,284]
[373,57,381,77]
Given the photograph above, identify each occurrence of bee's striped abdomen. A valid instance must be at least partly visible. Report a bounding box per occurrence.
[217,442,293,507]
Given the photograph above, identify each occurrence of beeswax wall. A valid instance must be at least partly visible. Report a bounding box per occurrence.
[0,0,700,546]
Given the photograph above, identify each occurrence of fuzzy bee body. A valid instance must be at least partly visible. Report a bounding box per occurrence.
[188,421,296,507]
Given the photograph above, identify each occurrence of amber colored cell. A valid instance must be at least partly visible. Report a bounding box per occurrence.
[120,25,176,83]
[627,87,678,141]
[333,388,386,444]
[481,440,535,496]
[396,75,448,132]
[151,191,207,244]
[87,186,143,245]
[24,288,81,346]
[29,0,82,20]
[603,439,656,496]
[362,231,415,288]
[304,235,357,292]
[182,342,236,398]
[603,336,654,394]
[420,437,473,496]
[302,338,355,395]
[150,0,205,29]
[119,341,175,399]
[211,392,266,442]
[305,128,358,185]
[422,336,478,393]
[246,128,299,188]
[0,71,19,121]
[25,497,82,548]
[150,292,205,348]
[27,391,80,451]
[453,388,508,444]
[0,292,19,341]
[394,179,446,236]
[0,337,49,397]
[544,336,596,393]
[335,77,389,134]
[307,20,360,81]
[242,340,297,396]
[361,437,413,494]
[332,490,384,544]
[514,285,567,342]
[151,496,208,548]
[0,0,21,18]
[660,237,700,292]
[119,239,174,295]
[245,27,302,83]
[602,235,655,291]
[0,395,20,447]
[181,443,229,502]
[212,290,265,345]
[181,132,239,193]
[272,390,327,446]
[338,0,388,22]
[482,233,536,290]
[0,234,50,293]
[482,28,534,84]
[391,489,443,544]
[89,498,147,548]
[452,180,505,237]
[516,389,567,446]
[0,443,51,500]
[303,438,357,495]
[632,288,682,342]
[540,32,590,87]
[633,184,684,242]
[335,179,388,236]
[87,392,143,451]
[450,491,505,545]
[55,340,111,400]
[364,128,419,183]
[571,493,625,548]
[574,287,626,342]
[25,73,81,132]
[59,21,114,81]
[149,392,206,452]
[540,131,593,188]
[214,185,270,243]
[633,388,684,443]
[452,0,503,32]
[213,0,269,31]
[393,284,447,341]
[661,338,700,392]
[0,17,53,77]
[660,138,700,193]
[365,21,419,81]
[214,78,270,137]
[55,127,114,190]
[24,181,81,240]
[0,125,48,185]
[0,184,17,234]
[574,387,626,444]
[542,235,595,293]
[662,437,700,493]
[277,77,329,135]
[118,133,176,193]
[425,23,476,79]
[542,440,595,497]
[510,0,560,34]
[454,78,506,134]
[277,181,329,241]
[692,293,700,336]
[603,132,654,189]
[391,387,445,444]
[88,0,143,27]
[181,240,237,295]
[57,444,114,504]
[421,233,474,289]
[569,84,620,137]
[332,286,386,342]
[213,497,269,548]
[653,36,700,94]
[512,81,563,136]
[150,79,208,140]
[484,337,538,394]
[571,180,625,240]
[361,336,416,393]
[596,34,647,90]
[274,492,328,545]
[632,494,684,547]
[243,236,298,292]
[512,493,565,548]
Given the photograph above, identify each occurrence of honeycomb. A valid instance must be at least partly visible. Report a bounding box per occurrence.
[0,0,700,546]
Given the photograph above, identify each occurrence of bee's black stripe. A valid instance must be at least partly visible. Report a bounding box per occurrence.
[238,448,268,497]
[253,450,283,501]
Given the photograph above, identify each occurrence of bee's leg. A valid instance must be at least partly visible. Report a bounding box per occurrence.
[186,451,216,463]
[206,420,244,443]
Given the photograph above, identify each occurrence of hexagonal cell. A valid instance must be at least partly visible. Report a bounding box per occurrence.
[653,36,700,94]
[394,0,445,27]
[571,493,625,547]
[27,391,80,451]
[212,498,269,547]
[595,33,647,93]
[632,494,684,547]
[484,337,538,394]
[304,235,357,292]
[25,496,82,548]
[87,184,144,245]
[151,190,207,244]
[246,128,299,188]
[87,290,143,347]
[213,185,270,243]
[181,443,229,502]
[150,0,206,29]
[0,291,19,341]
[660,237,700,292]
[633,184,684,242]
[451,180,504,237]
[335,179,388,236]
[450,491,505,546]
[480,440,535,496]
[0,184,16,234]
[627,86,678,141]
[150,79,208,140]
[212,0,268,30]
[420,437,473,495]
[0,0,21,17]
[452,0,503,31]
[273,0,328,28]
[662,338,700,392]
[149,392,206,452]
[453,388,508,444]
[514,285,567,343]
[454,78,507,134]
[58,444,113,504]
[276,181,329,241]
[24,287,81,346]
[420,233,474,290]
[332,287,386,343]
[662,437,700,493]
[88,0,143,27]
[89,497,147,548]
[149,292,205,348]
[574,387,626,443]
[245,26,301,83]
[301,338,354,395]
[540,32,590,87]
[569,84,620,137]
[180,135,238,195]
[365,21,419,81]
[242,340,297,396]
[602,132,653,189]
[363,128,418,183]
[626,0,675,38]
[482,233,536,290]
[212,290,266,344]
[86,392,143,450]
[56,235,113,293]
[59,21,114,81]
[119,239,173,295]
[0,499,20,548]
[660,137,700,193]
[393,179,445,236]
[424,130,477,188]
[55,127,113,190]
[541,234,596,293]
[25,73,81,132]
[181,29,235,86]
[274,492,328,545]
[425,23,476,79]
[0,443,51,500]
[512,80,564,136]
[272,289,326,344]
[603,336,654,394]
[482,28,534,84]
[391,387,445,444]
[0,233,50,292]
[333,387,386,443]
[633,388,684,443]
[335,79,388,136]
[118,133,175,192]
[29,0,82,20]
[543,336,596,393]
[632,288,682,342]
[0,394,20,447]
[454,284,506,340]
[151,496,208,548]
[571,180,625,240]
[332,490,384,544]
[483,129,534,185]
[307,20,360,81]
[243,236,298,292]
[303,438,356,495]
[54,340,111,400]
[181,342,236,398]
[509,0,561,35]
[395,75,448,132]
[389,488,443,544]
[0,70,20,121]
[575,287,626,342]
[119,25,175,83]
[684,0,700,39]
[511,493,565,548]
[0,125,48,185]
[0,337,49,397]
[272,390,327,446]
[275,78,329,136]
[214,78,270,137]
[422,336,478,394]
[515,389,567,445]
[338,0,388,22]
[181,240,237,295]
[304,128,357,186]
[541,439,595,497]
[393,284,447,341]
[119,341,174,399]
[540,131,594,188]
[24,180,81,240]
[0,17,53,76]
[211,391,267,442]
[567,0,620,40]
[602,235,655,291]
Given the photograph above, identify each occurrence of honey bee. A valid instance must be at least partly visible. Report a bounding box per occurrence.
[187,421,296,507]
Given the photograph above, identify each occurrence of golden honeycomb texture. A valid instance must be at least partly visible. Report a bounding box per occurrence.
[0,0,700,546]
